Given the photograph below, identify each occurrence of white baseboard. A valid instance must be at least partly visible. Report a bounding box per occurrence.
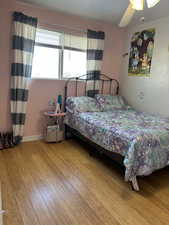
[22,135,43,142]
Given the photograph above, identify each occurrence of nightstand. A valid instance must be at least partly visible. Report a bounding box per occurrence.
[44,112,66,143]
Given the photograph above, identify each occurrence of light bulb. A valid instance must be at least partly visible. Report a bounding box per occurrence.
[130,0,144,10]
[146,0,160,8]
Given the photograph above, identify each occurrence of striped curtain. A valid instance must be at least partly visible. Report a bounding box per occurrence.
[11,12,37,144]
[87,29,105,79]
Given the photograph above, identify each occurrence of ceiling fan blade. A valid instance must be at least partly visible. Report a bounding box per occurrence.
[119,3,135,27]
[146,0,160,8]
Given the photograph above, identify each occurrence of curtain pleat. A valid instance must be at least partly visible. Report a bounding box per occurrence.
[11,12,37,144]
[87,29,105,79]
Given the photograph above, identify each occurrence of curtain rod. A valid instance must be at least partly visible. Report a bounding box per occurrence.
[39,21,87,34]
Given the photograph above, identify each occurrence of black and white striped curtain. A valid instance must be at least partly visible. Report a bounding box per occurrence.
[11,12,37,144]
[87,30,105,79]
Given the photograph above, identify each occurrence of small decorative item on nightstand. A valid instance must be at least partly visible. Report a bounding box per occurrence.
[55,95,62,114]
[44,112,66,143]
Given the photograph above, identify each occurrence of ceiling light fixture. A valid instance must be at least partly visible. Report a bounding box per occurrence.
[119,0,161,27]
[146,0,160,8]
[130,0,144,10]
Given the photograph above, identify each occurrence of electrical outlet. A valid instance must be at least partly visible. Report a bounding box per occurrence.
[138,91,144,100]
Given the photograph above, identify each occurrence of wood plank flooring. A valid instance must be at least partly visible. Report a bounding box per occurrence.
[0,139,169,225]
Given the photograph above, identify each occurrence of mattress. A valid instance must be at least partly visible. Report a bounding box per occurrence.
[65,109,169,181]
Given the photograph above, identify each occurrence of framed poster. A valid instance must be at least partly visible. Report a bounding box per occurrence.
[128,28,155,77]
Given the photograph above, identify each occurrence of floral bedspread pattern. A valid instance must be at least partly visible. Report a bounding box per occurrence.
[66,96,101,113]
[95,94,128,111]
[65,109,169,181]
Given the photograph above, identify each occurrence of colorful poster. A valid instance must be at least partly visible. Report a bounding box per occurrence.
[128,28,155,77]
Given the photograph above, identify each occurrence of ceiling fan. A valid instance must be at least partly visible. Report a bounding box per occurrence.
[119,0,160,27]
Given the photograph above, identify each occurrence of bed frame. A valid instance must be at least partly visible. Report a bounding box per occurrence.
[64,74,138,191]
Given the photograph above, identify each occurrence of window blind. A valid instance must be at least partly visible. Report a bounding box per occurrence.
[35,28,87,51]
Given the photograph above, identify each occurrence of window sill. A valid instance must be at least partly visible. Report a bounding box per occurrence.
[31,77,61,80]
[31,77,86,82]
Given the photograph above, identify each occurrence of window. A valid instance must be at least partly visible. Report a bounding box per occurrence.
[63,50,86,78]
[31,28,87,79]
[32,46,60,79]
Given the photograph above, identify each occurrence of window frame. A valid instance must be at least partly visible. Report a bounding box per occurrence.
[62,47,87,79]
[31,29,87,80]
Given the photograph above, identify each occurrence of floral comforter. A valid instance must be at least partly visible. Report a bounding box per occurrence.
[65,109,169,181]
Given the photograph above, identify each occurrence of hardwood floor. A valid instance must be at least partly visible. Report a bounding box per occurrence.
[0,139,169,225]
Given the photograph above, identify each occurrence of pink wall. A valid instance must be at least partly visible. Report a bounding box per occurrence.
[0,0,125,137]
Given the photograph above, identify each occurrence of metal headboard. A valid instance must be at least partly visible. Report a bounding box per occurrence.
[64,74,119,110]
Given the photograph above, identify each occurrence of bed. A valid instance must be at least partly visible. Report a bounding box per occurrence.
[64,74,169,191]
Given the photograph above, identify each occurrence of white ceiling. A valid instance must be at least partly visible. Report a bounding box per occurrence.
[18,0,169,25]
